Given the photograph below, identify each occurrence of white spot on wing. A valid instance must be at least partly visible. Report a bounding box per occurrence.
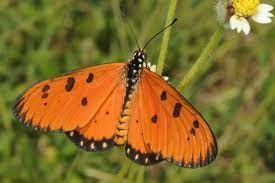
[135,154,139,160]
[91,143,95,149]
[70,131,74,137]
[103,142,107,148]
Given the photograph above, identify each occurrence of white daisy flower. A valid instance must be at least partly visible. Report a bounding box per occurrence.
[229,0,273,35]
[146,62,169,81]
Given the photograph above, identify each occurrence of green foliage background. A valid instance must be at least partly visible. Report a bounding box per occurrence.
[0,0,275,182]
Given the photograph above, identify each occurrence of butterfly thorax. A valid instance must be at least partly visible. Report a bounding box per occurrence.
[114,50,147,145]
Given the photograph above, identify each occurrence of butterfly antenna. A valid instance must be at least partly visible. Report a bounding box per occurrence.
[143,18,178,50]
[120,6,141,50]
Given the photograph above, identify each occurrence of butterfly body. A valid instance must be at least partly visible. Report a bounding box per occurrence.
[115,50,147,145]
[13,50,217,167]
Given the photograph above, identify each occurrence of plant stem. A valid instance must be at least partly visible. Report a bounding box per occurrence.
[115,159,130,182]
[136,166,145,183]
[156,0,178,75]
[177,25,225,91]
[65,150,81,181]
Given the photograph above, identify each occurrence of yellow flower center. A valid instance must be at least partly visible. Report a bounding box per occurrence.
[232,0,259,17]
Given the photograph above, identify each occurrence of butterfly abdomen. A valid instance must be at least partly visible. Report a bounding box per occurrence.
[114,51,147,145]
[114,94,133,145]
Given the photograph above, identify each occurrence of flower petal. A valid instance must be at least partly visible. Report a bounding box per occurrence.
[237,17,244,32]
[265,12,274,18]
[162,76,169,81]
[237,17,248,33]
[230,15,238,30]
[143,62,147,67]
[150,65,157,72]
[252,12,272,24]
[240,18,250,35]
[255,8,274,18]
[258,3,274,12]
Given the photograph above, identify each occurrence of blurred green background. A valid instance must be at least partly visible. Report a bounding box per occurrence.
[0,0,275,182]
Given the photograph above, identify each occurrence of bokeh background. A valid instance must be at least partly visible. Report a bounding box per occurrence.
[0,0,275,182]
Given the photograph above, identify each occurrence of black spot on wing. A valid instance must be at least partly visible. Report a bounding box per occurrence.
[81,97,88,106]
[151,114,158,123]
[193,120,199,128]
[65,77,75,92]
[42,85,50,92]
[160,91,167,101]
[86,73,94,83]
[190,128,195,136]
[173,102,182,117]
[42,93,48,99]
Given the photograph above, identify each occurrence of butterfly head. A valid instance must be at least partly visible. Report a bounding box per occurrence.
[133,50,147,64]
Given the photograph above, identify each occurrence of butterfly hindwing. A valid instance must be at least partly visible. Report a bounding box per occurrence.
[127,68,217,167]
[125,84,163,165]
[13,63,126,132]
[66,80,126,151]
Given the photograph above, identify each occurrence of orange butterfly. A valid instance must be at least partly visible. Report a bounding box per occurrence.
[12,19,217,168]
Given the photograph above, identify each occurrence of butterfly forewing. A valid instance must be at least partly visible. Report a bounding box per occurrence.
[13,63,126,132]
[126,68,217,167]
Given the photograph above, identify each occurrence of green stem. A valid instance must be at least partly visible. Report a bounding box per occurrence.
[115,159,130,182]
[136,166,145,183]
[177,25,225,91]
[156,0,178,75]
[65,150,81,181]
[127,163,137,182]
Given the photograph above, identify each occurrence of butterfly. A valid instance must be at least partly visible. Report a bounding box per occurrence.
[12,19,217,168]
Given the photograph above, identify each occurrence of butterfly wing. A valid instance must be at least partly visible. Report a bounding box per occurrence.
[13,63,126,133]
[66,80,125,151]
[126,68,217,167]
[125,84,163,165]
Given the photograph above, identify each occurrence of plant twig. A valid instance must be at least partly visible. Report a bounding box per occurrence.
[156,0,178,75]
[115,159,131,183]
[65,150,81,181]
[136,166,145,183]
